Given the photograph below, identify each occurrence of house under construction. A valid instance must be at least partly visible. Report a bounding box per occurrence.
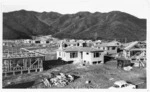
[3,49,45,77]
[122,41,146,67]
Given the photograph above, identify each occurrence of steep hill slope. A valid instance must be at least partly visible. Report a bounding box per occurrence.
[3,10,146,42]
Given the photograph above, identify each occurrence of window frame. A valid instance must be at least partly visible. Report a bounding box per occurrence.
[112,46,116,50]
[93,61,97,64]
[94,52,100,58]
[70,52,78,58]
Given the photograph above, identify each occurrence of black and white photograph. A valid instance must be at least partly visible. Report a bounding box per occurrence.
[1,0,149,90]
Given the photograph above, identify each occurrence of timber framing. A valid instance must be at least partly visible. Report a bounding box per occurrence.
[3,50,45,77]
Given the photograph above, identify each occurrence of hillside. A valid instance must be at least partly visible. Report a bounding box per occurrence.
[3,10,146,42]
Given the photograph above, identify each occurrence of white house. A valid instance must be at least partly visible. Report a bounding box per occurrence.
[57,46,104,65]
[24,39,33,44]
[69,39,76,42]
[93,40,102,46]
[58,40,88,48]
[94,40,121,54]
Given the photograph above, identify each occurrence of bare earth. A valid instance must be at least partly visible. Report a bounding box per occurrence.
[3,60,146,89]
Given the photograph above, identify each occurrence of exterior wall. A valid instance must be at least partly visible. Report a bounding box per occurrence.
[70,44,74,47]
[82,51,104,65]
[65,52,82,63]
[32,40,36,44]
[99,47,104,50]
[57,51,82,63]
[41,41,47,44]
[24,40,34,44]
[96,46,118,54]
[57,51,64,59]
[106,46,118,54]
[82,52,92,64]
[123,50,130,58]
[90,52,104,64]
[79,43,83,47]
[57,51,104,65]
[142,51,146,57]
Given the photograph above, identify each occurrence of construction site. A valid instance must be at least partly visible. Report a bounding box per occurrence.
[2,39,147,89]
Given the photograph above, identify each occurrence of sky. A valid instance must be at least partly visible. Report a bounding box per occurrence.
[1,0,150,18]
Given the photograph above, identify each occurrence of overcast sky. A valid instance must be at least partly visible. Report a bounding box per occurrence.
[2,0,150,18]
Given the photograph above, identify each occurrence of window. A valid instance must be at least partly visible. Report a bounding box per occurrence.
[140,58,144,61]
[35,41,40,43]
[113,84,120,88]
[94,52,100,58]
[93,61,97,64]
[83,43,86,47]
[112,47,116,50]
[46,41,49,43]
[121,85,125,88]
[124,84,128,87]
[64,44,68,47]
[98,61,101,64]
[70,52,78,58]
[107,47,110,50]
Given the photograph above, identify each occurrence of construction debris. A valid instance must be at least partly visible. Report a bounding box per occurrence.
[41,73,75,87]
[42,78,51,87]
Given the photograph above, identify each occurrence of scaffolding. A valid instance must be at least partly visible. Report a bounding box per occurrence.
[3,50,45,77]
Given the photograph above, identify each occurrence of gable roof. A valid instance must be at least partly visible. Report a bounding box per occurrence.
[124,41,138,50]
[95,41,120,47]
[58,46,103,52]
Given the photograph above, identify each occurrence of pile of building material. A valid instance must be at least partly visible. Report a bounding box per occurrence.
[42,73,74,88]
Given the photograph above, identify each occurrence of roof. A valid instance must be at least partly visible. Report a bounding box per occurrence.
[63,41,78,44]
[114,80,127,86]
[58,46,103,52]
[124,41,138,50]
[130,48,146,51]
[77,40,85,43]
[95,41,120,47]
[95,40,102,42]
[34,35,53,41]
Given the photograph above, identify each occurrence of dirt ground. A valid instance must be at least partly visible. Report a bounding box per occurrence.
[3,60,146,89]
